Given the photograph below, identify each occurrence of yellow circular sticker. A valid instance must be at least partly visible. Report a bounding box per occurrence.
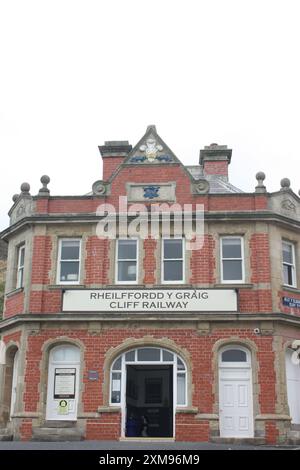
[58,400,69,414]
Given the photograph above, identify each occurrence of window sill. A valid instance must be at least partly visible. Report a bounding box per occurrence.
[160,283,187,287]
[214,283,254,289]
[105,284,146,288]
[48,284,86,290]
[195,413,219,421]
[176,407,198,414]
[114,282,139,286]
[6,287,24,298]
[97,406,121,413]
[281,285,300,295]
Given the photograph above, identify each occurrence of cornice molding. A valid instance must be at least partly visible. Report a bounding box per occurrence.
[2,209,300,241]
[1,312,300,333]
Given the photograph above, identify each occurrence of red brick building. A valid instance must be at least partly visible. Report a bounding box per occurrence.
[0,125,300,443]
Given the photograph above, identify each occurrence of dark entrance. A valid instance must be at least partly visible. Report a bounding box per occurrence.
[125,365,173,438]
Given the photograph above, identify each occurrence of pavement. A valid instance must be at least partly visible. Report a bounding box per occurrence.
[0,440,298,450]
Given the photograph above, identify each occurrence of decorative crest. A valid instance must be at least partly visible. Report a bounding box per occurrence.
[139,138,163,162]
[143,185,160,199]
[281,199,296,212]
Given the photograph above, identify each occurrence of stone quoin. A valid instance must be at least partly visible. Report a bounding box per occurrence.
[0,125,300,444]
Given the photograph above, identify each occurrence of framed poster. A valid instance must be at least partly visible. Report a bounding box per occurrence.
[54,368,76,399]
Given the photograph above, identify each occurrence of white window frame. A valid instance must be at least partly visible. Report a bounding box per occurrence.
[161,237,185,284]
[57,238,81,285]
[16,244,25,289]
[282,241,297,288]
[109,347,188,407]
[220,236,245,284]
[115,238,139,285]
[219,345,251,368]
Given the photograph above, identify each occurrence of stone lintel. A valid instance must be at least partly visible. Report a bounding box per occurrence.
[77,413,99,419]
[97,406,121,413]
[255,414,291,421]
[175,407,198,414]
[12,412,41,418]
[195,413,219,421]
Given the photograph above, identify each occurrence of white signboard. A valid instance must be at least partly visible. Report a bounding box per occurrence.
[54,368,76,399]
[62,289,237,313]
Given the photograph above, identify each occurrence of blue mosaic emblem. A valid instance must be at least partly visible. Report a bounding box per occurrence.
[156,155,173,162]
[130,155,146,163]
[143,186,160,199]
[129,154,173,163]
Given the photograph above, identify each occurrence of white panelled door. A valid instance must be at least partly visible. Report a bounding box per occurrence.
[286,349,300,424]
[219,347,253,438]
[46,345,80,421]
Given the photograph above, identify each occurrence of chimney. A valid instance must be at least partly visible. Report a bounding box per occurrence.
[200,143,232,181]
[99,141,132,181]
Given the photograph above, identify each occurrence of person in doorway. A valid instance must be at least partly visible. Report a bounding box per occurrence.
[126,413,139,437]
[140,415,149,437]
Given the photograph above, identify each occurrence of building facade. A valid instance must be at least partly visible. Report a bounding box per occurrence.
[0,125,300,443]
[0,240,7,318]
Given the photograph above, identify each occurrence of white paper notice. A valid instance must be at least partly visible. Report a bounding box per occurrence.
[112,380,120,391]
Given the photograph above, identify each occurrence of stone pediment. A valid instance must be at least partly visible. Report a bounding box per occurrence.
[9,196,33,226]
[269,190,300,221]
[125,125,180,165]
[113,125,210,196]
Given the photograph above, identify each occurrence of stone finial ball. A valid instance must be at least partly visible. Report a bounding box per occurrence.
[40,175,50,185]
[281,178,291,189]
[12,194,19,202]
[20,182,30,192]
[256,171,266,181]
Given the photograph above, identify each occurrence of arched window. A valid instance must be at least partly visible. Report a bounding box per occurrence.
[219,346,250,366]
[221,349,247,363]
[51,344,80,363]
[110,347,187,406]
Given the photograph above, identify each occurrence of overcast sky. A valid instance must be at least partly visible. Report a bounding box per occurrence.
[1,0,300,231]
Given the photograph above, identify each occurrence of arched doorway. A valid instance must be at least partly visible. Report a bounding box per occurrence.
[10,350,19,418]
[1,346,19,426]
[110,347,187,438]
[46,344,80,421]
[219,346,254,438]
[285,348,300,424]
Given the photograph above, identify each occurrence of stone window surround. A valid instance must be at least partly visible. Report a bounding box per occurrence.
[5,228,32,297]
[282,239,297,289]
[16,244,26,289]
[56,238,82,285]
[115,238,139,285]
[220,235,245,284]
